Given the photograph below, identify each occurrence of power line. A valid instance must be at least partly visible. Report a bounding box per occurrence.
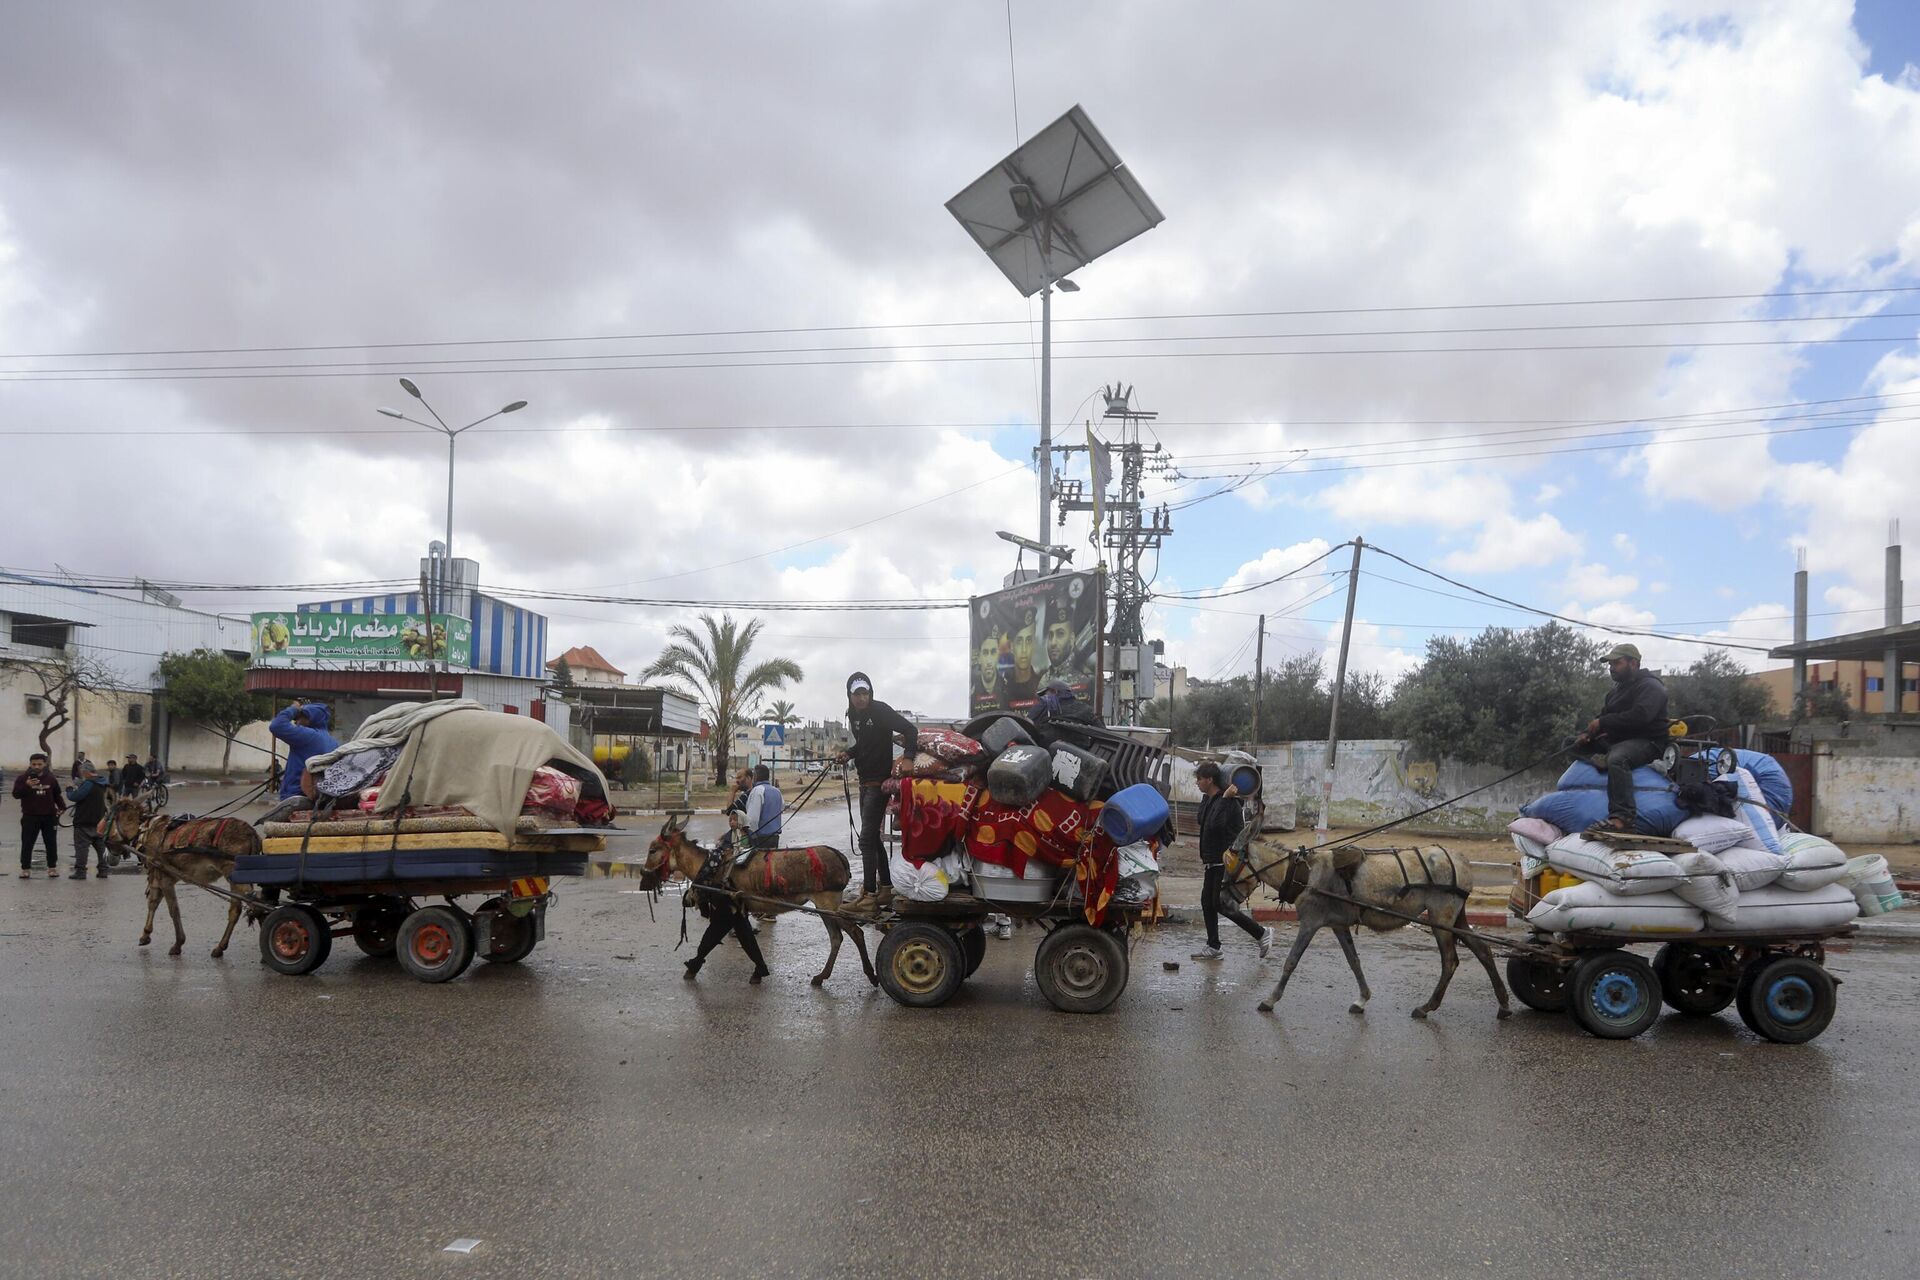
[1157,543,1350,601]
[9,282,1917,361]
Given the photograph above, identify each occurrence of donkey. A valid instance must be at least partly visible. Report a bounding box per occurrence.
[105,798,262,958]
[643,813,876,987]
[1233,843,1511,1020]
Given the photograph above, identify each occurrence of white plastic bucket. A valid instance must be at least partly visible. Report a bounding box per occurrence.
[1842,854,1903,916]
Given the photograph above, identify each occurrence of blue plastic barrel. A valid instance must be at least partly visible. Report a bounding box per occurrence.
[1228,765,1260,796]
[1099,782,1171,845]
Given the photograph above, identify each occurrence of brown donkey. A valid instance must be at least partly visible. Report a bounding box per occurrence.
[1236,843,1512,1021]
[642,814,876,987]
[106,798,262,958]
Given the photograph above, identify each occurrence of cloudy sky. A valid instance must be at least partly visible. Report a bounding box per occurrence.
[3,1,1918,722]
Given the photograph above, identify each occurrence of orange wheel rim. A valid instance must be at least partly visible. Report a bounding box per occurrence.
[413,923,453,964]
[271,920,309,961]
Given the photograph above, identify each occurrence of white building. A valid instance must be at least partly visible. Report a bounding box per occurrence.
[1,573,275,772]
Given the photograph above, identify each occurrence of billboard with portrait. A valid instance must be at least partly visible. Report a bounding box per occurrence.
[968,570,1100,715]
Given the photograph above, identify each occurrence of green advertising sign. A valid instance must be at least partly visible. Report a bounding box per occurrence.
[251,611,474,668]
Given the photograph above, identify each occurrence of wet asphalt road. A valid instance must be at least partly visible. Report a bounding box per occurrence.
[3,802,1920,1279]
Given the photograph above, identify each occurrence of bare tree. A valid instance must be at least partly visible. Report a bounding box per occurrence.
[0,649,125,756]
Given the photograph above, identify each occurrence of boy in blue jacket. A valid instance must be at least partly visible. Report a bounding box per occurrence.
[269,699,337,800]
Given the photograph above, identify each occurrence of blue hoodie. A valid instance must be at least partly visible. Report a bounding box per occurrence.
[269,703,337,799]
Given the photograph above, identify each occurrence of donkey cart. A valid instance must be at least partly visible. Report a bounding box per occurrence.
[873,878,1143,1015]
[1503,927,1850,1043]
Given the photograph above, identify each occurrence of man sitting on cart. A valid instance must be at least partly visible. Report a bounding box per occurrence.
[1576,642,1669,835]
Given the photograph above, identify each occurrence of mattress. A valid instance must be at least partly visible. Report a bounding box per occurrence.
[234,847,589,887]
[260,832,605,856]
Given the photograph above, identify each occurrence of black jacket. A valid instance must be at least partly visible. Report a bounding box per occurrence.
[847,699,918,784]
[1196,791,1243,864]
[1595,670,1670,744]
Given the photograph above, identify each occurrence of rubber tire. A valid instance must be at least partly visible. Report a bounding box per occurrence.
[396,905,476,984]
[1034,924,1129,1015]
[1736,955,1837,1044]
[1506,954,1570,1013]
[259,905,332,976]
[1654,943,1740,1017]
[877,923,966,1008]
[351,901,407,958]
[959,925,987,978]
[478,899,539,965]
[1569,949,1662,1040]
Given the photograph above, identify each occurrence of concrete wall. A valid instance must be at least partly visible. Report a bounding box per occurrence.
[1812,749,1920,843]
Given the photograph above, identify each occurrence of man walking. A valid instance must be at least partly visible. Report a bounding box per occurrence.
[1189,762,1273,961]
[66,764,114,879]
[741,764,784,854]
[12,753,65,879]
[836,672,918,911]
[1575,643,1670,834]
[118,753,146,799]
[104,759,120,792]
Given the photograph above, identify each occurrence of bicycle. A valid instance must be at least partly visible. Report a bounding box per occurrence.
[138,776,169,811]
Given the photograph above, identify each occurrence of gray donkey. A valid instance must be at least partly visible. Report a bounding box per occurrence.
[1233,843,1511,1020]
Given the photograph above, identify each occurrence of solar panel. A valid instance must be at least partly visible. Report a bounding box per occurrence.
[946,104,1165,297]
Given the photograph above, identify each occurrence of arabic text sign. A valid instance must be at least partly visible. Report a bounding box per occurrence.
[251,612,475,668]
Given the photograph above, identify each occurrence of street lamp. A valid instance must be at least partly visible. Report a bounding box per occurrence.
[377,381,526,689]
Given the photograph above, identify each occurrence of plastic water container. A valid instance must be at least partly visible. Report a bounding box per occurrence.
[1099,783,1170,846]
[978,717,1034,755]
[1227,764,1260,796]
[987,743,1053,808]
[1049,742,1109,804]
[1843,854,1903,916]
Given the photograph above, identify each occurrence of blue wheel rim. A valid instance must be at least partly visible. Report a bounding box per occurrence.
[1589,968,1649,1023]
[1765,975,1815,1024]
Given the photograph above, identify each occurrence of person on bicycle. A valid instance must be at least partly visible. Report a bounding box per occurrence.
[143,755,165,786]
[118,754,146,799]
[1575,643,1670,834]
[65,764,114,879]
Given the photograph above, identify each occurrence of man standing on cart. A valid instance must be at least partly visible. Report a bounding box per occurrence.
[1576,642,1669,834]
[836,671,917,912]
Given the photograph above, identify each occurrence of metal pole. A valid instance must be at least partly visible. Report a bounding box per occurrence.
[443,432,456,695]
[1252,614,1265,745]
[1094,566,1106,720]
[1316,539,1364,839]
[1792,547,1808,719]
[1038,283,1053,575]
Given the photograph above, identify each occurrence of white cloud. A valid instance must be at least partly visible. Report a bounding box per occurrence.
[1611,532,1637,560]
[1563,561,1639,603]
[1440,513,1583,574]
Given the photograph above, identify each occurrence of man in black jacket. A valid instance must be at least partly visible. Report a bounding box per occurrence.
[66,764,115,879]
[835,671,918,909]
[1190,762,1273,961]
[1576,643,1670,833]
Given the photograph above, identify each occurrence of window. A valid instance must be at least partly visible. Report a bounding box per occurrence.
[127,703,144,725]
[24,695,44,715]
[1867,677,1883,693]
[7,614,73,649]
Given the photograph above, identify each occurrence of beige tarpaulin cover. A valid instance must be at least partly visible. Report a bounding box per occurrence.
[370,706,607,838]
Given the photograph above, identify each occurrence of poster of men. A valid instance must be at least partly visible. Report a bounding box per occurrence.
[969,570,1101,715]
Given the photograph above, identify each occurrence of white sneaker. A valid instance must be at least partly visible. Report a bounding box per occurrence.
[1257,925,1275,958]
[1190,945,1224,961]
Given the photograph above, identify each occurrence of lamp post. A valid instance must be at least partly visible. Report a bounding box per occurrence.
[377,381,526,691]
[1011,181,1080,575]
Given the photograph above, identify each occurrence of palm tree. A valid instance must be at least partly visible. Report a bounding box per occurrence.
[642,613,803,784]
[767,699,801,732]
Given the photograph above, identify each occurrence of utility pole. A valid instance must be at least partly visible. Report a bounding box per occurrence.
[1251,614,1266,745]
[1316,538,1364,839]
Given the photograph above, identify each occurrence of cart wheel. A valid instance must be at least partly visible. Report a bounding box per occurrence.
[1034,924,1128,1015]
[478,898,539,965]
[876,923,965,1008]
[1736,955,1836,1044]
[1569,949,1661,1039]
[396,905,476,984]
[959,925,987,978]
[1506,954,1570,1013]
[259,905,331,976]
[1654,943,1739,1017]
[351,901,407,958]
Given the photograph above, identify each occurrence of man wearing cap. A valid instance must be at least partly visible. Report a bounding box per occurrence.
[835,671,918,911]
[1576,643,1669,833]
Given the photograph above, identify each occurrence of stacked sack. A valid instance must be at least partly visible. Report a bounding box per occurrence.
[1511,750,1877,934]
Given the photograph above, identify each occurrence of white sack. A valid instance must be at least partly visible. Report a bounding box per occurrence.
[1544,834,1684,896]
[888,849,951,903]
[1117,841,1159,878]
[1525,882,1705,935]
[1508,816,1564,847]
[1669,850,1740,930]
[1704,881,1857,933]
[1512,833,1549,878]
[1715,846,1785,891]
[1774,831,1850,892]
[1731,766,1784,855]
[1673,814,1752,855]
